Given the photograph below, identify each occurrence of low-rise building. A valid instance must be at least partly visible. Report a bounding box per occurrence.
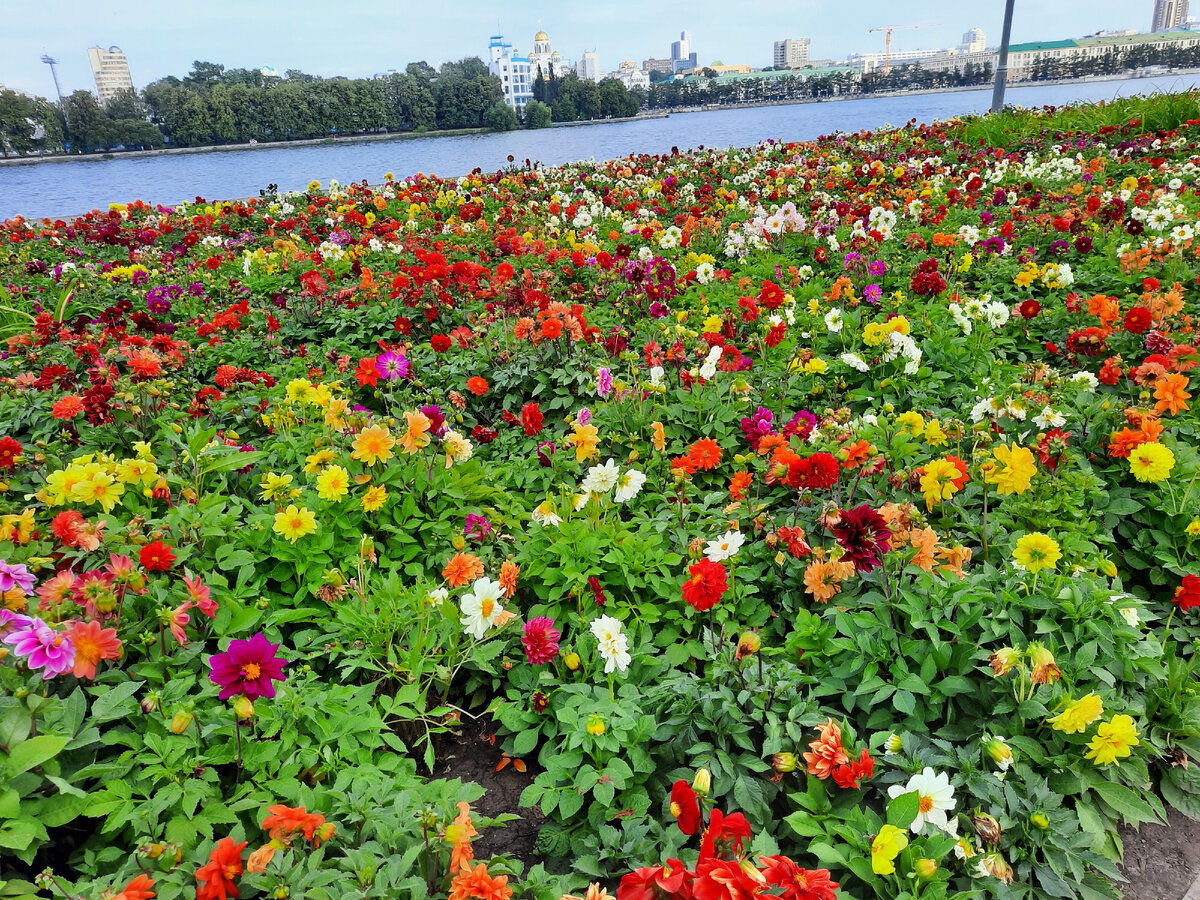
[1005,29,1200,80]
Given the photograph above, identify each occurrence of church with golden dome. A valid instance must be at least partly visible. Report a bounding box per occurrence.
[529,28,569,80]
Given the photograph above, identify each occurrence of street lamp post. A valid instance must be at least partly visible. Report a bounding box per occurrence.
[991,0,1017,113]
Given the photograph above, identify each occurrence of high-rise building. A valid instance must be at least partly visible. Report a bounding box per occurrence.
[579,51,600,82]
[87,46,134,103]
[958,28,987,53]
[1153,0,1190,31]
[488,34,533,112]
[670,31,698,73]
[773,38,811,69]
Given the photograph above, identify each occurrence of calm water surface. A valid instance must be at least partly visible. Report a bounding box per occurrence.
[2,74,1199,220]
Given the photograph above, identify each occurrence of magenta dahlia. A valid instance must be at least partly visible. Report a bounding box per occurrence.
[208,633,288,700]
[521,617,561,665]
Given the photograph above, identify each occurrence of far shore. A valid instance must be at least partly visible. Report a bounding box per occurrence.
[0,113,668,168]
[4,67,1199,170]
[6,67,1200,173]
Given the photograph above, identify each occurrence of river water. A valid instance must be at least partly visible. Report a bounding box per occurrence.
[2,74,1199,220]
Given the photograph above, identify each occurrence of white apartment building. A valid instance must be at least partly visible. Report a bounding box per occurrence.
[488,34,534,112]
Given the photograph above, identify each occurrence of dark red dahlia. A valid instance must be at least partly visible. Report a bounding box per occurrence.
[833,505,892,573]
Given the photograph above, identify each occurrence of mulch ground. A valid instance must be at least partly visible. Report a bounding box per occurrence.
[1119,810,1200,900]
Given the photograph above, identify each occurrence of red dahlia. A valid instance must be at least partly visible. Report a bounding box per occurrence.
[139,540,176,572]
[1174,575,1200,612]
[0,437,22,469]
[682,559,727,611]
[1124,307,1152,335]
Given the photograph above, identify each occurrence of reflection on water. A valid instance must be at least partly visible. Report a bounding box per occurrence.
[1,75,1198,219]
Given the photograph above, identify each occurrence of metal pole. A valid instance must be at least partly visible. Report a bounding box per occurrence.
[990,0,1016,113]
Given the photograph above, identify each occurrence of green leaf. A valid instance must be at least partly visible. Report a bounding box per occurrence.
[0,819,46,852]
[1091,781,1163,827]
[5,735,67,778]
[511,729,540,757]
[887,790,920,831]
[0,706,32,751]
[89,681,145,723]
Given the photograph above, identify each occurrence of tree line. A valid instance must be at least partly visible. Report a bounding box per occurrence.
[0,56,643,156]
[525,65,640,128]
[1022,40,1200,82]
[642,62,995,110]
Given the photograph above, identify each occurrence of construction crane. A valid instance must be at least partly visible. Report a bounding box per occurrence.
[868,24,936,74]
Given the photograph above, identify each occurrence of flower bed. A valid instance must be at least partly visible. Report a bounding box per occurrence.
[2,96,1200,900]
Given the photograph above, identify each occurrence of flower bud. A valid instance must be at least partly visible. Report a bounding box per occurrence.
[982,736,1013,772]
[736,632,761,661]
[586,713,605,736]
[883,733,903,755]
[914,858,938,881]
[771,753,798,773]
[692,767,712,797]
[1030,812,1050,831]
[564,651,580,671]
[170,709,194,734]
[232,696,256,720]
[972,813,1003,847]
[140,691,161,714]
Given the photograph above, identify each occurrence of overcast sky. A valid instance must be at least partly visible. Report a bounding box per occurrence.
[0,0,1158,97]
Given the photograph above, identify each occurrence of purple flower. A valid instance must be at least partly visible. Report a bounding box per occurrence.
[464,514,492,542]
[868,260,887,277]
[208,633,288,700]
[577,408,593,427]
[739,406,775,451]
[863,284,883,305]
[0,561,35,594]
[375,351,410,382]
[3,617,74,679]
[422,405,446,438]
[597,368,613,399]
[537,441,556,467]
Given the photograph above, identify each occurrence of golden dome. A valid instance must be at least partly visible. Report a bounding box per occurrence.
[534,30,549,42]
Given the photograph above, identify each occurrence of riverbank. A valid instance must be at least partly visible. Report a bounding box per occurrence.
[0,112,668,168]
[654,67,1200,117]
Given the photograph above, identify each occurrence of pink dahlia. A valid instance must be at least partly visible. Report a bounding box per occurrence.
[521,617,561,665]
[3,617,75,679]
[208,633,288,700]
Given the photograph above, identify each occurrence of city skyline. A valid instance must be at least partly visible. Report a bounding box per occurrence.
[0,0,1162,98]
